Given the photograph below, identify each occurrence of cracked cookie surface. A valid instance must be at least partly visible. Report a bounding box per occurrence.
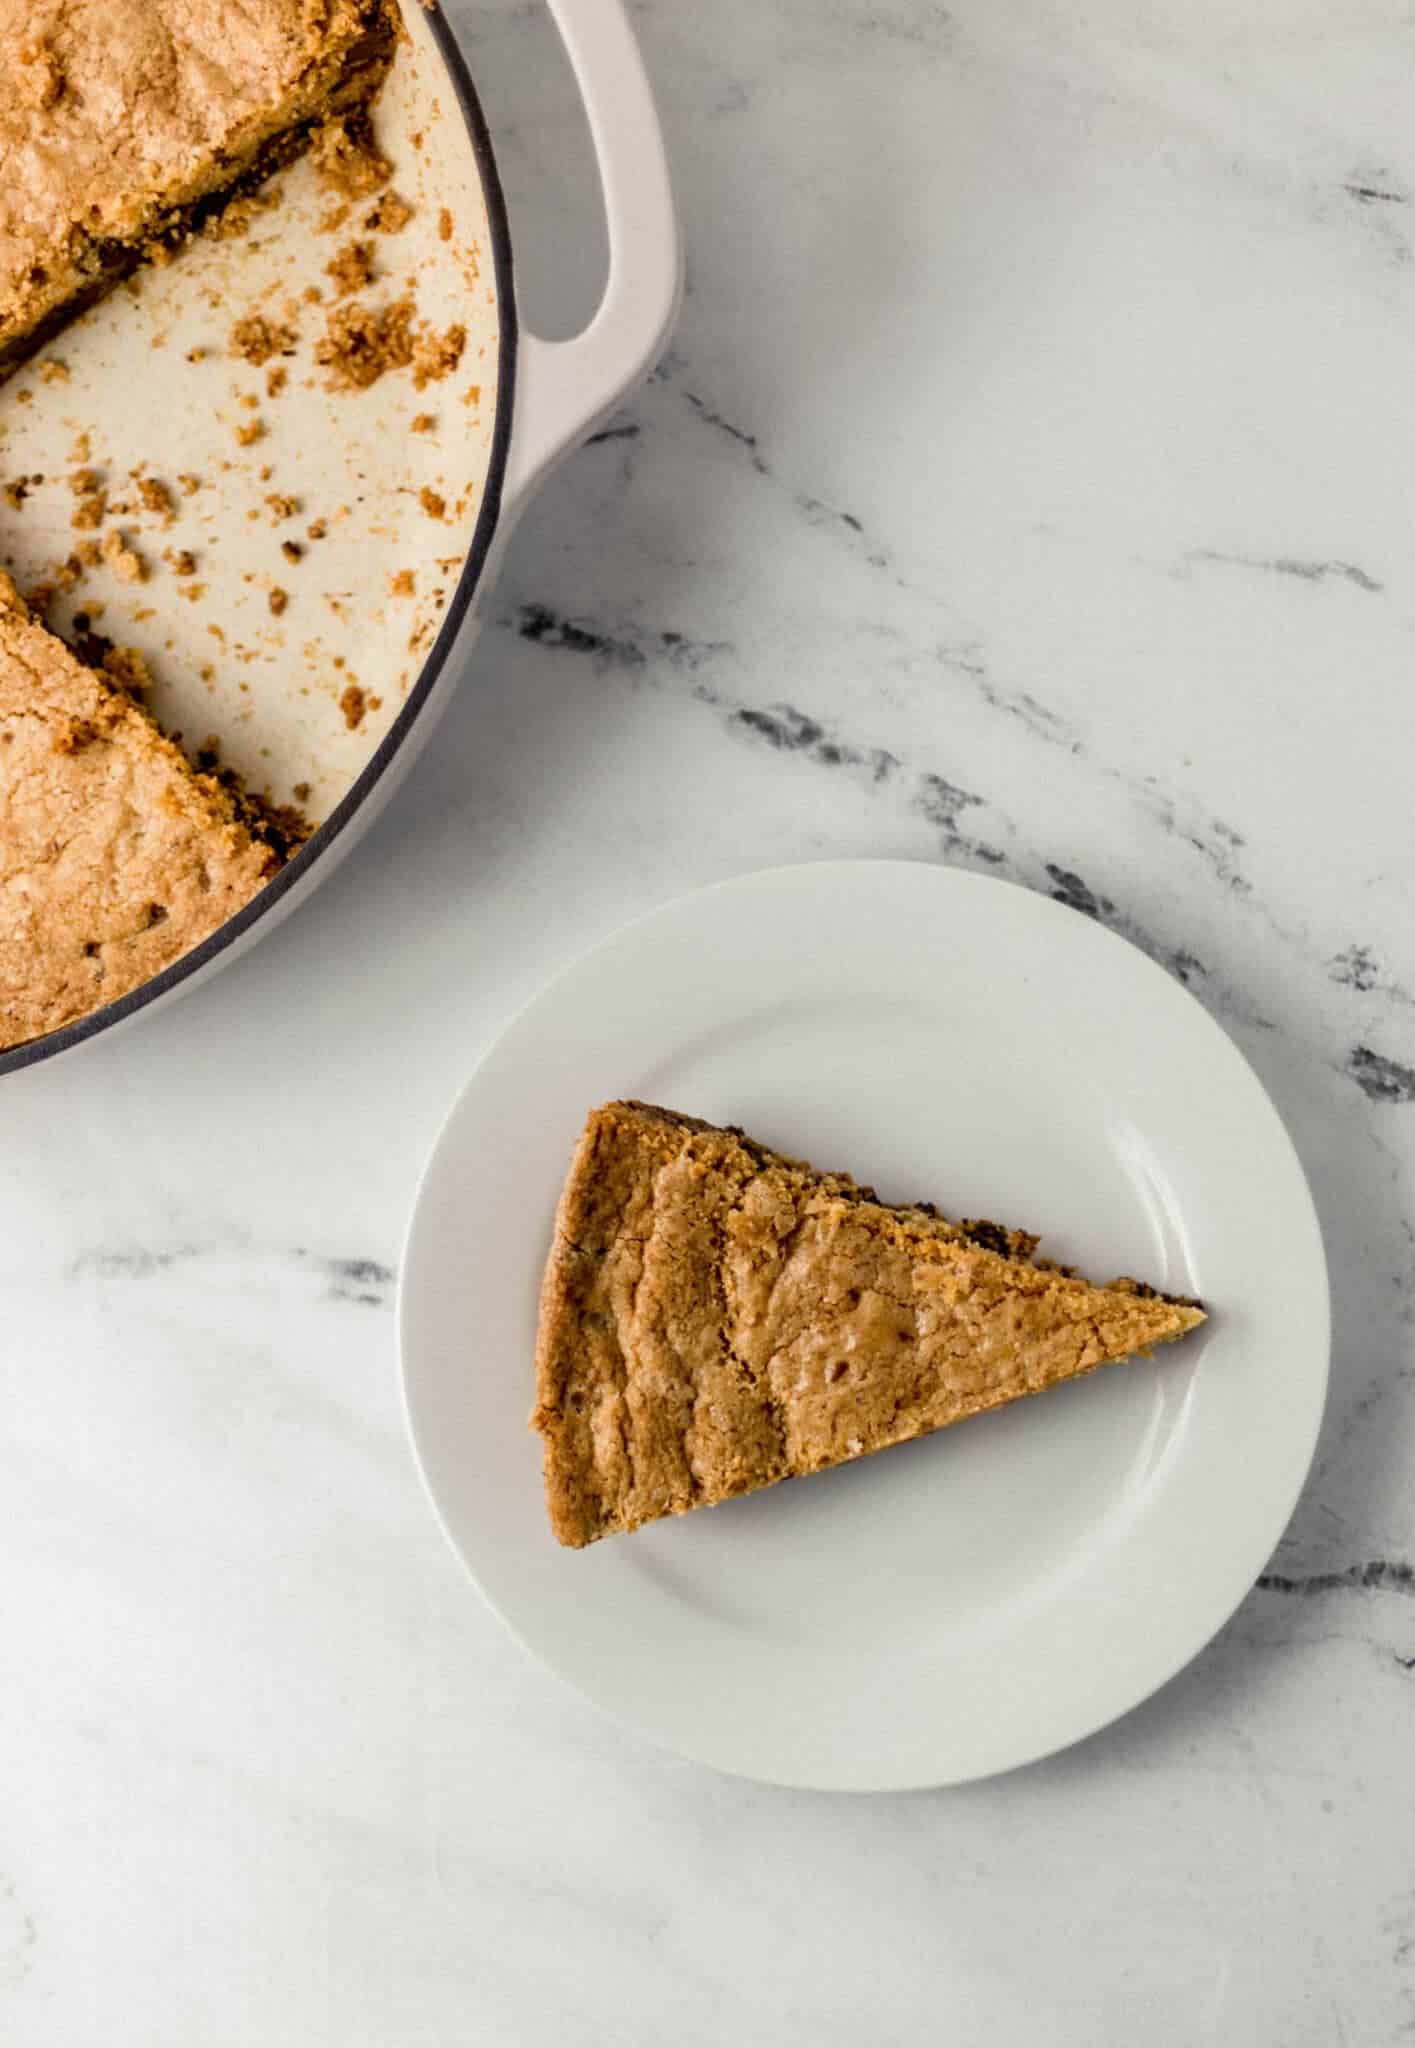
[531,1101,1206,1546]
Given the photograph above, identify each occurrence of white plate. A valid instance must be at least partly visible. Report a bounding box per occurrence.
[399,861,1329,1790]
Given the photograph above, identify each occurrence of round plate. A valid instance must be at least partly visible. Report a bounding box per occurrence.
[399,861,1328,1790]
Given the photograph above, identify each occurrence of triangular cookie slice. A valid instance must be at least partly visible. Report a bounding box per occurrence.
[532,1101,1206,1547]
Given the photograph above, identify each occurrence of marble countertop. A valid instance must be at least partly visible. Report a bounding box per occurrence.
[5,0,1414,2039]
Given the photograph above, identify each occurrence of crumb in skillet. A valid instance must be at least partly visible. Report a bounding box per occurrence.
[209,188,281,242]
[411,321,465,389]
[315,297,414,389]
[230,315,297,366]
[72,487,106,530]
[312,112,391,199]
[137,477,176,526]
[326,240,375,297]
[363,190,413,234]
[101,530,147,582]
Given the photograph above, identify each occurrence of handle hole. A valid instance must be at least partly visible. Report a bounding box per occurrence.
[456,4,609,341]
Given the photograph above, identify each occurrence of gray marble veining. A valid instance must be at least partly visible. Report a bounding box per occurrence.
[3,0,1415,2040]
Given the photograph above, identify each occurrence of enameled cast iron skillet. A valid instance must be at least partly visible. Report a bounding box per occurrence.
[0,0,681,1076]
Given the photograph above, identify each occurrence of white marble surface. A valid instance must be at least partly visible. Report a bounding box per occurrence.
[4,0,1415,2039]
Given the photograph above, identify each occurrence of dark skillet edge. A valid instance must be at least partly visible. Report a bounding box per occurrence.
[0,6,519,1079]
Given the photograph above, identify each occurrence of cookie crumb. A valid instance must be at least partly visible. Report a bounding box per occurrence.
[71,487,107,530]
[209,187,280,242]
[411,321,466,389]
[230,314,297,366]
[363,189,413,234]
[326,239,375,297]
[137,477,176,527]
[101,530,148,582]
[312,112,391,199]
[315,297,415,390]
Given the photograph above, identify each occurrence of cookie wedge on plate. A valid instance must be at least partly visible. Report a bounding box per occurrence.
[532,1101,1205,1547]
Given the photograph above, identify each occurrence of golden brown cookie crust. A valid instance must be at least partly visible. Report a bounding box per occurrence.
[0,0,398,374]
[532,1102,1206,1547]
[0,580,278,1049]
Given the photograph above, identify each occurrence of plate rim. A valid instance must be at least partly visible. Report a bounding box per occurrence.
[398,857,1331,1791]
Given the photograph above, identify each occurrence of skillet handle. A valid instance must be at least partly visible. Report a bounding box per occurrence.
[497,0,683,527]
